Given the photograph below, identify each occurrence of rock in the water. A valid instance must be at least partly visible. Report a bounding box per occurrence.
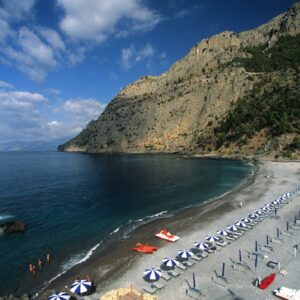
[0,220,26,234]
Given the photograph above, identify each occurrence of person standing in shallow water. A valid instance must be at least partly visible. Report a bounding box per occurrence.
[29,263,33,273]
[32,264,36,275]
[46,253,52,263]
[38,258,43,270]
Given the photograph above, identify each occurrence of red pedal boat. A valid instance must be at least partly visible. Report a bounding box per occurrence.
[132,243,157,254]
[155,229,180,242]
[258,273,276,289]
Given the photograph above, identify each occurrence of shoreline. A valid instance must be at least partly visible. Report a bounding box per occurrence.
[35,160,256,299]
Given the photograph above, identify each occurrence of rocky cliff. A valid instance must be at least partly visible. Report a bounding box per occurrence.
[58,2,300,159]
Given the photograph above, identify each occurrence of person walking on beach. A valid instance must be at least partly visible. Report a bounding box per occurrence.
[38,258,43,270]
[46,253,52,263]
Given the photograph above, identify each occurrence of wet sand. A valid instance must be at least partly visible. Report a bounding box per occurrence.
[38,161,300,300]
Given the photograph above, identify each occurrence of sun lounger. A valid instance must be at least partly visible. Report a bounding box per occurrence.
[177,262,187,270]
[151,281,166,290]
[168,269,181,278]
[198,251,208,258]
[216,240,228,247]
[161,271,171,281]
[191,255,201,261]
[143,285,157,295]
[183,260,195,268]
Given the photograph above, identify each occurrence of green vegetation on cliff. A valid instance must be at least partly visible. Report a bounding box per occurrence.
[233,34,300,72]
[214,34,300,150]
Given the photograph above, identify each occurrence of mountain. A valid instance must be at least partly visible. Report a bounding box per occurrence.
[58,2,300,159]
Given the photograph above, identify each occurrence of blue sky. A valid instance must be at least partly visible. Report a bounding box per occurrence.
[0,0,298,143]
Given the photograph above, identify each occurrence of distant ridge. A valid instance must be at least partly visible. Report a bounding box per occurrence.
[58,2,300,159]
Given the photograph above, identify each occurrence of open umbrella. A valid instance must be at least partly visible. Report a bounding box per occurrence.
[217,230,229,236]
[194,242,209,250]
[235,221,247,228]
[48,292,70,300]
[206,235,219,242]
[70,280,92,295]
[227,225,240,232]
[241,217,253,224]
[143,268,161,281]
[248,213,259,220]
[178,249,193,259]
[162,257,179,268]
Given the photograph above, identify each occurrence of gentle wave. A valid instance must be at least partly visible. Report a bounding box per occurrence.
[0,214,14,221]
[109,226,121,235]
[33,241,103,298]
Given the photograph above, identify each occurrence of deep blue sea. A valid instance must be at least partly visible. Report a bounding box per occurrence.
[0,152,251,295]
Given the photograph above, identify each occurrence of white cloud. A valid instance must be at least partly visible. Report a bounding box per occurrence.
[0,80,14,89]
[62,98,106,124]
[38,27,65,51]
[0,0,35,21]
[121,43,155,69]
[0,88,106,142]
[68,46,86,65]
[46,88,61,95]
[57,0,162,42]
[1,27,57,82]
[135,43,155,62]
[121,46,134,69]
[0,18,12,42]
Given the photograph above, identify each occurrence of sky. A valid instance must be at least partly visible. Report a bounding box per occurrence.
[0,0,298,144]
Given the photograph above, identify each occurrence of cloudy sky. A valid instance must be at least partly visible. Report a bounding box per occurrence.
[0,0,297,143]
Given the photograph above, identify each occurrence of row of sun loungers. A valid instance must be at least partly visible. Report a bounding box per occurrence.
[143,188,300,296]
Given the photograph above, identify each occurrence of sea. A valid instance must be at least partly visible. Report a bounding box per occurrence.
[0,152,252,296]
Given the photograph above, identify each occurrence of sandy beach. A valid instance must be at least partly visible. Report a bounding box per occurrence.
[40,160,300,300]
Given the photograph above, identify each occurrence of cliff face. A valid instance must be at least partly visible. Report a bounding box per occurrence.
[58,2,300,158]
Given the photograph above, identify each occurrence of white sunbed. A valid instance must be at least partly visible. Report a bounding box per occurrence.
[143,285,157,295]
[168,269,181,278]
[160,271,171,281]
[152,281,166,290]
[183,260,195,268]
[177,262,187,270]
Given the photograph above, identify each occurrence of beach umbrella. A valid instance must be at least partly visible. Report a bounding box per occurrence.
[255,210,264,216]
[248,213,259,220]
[235,221,247,228]
[48,292,70,300]
[70,280,92,295]
[194,242,209,250]
[162,257,179,268]
[205,235,219,243]
[227,225,240,232]
[241,217,252,224]
[178,249,193,259]
[143,268,161,281]
[217,230,229,236]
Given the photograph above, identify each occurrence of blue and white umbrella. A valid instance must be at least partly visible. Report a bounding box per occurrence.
[162,257,179,268]
[241,217,252,224]
[248,213,259,220]
[255,210,264,216]
[205,235,219,242]
[70,280,92,295]
[194,242,209,250]
[227,225,240,232]
[48,292,70,300]
[217,230,229,236]
[235,221,247,228]
[178,249,193,259]
[143,268,161,281]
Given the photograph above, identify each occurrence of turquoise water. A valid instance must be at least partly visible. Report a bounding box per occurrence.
[0,152,251,295]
